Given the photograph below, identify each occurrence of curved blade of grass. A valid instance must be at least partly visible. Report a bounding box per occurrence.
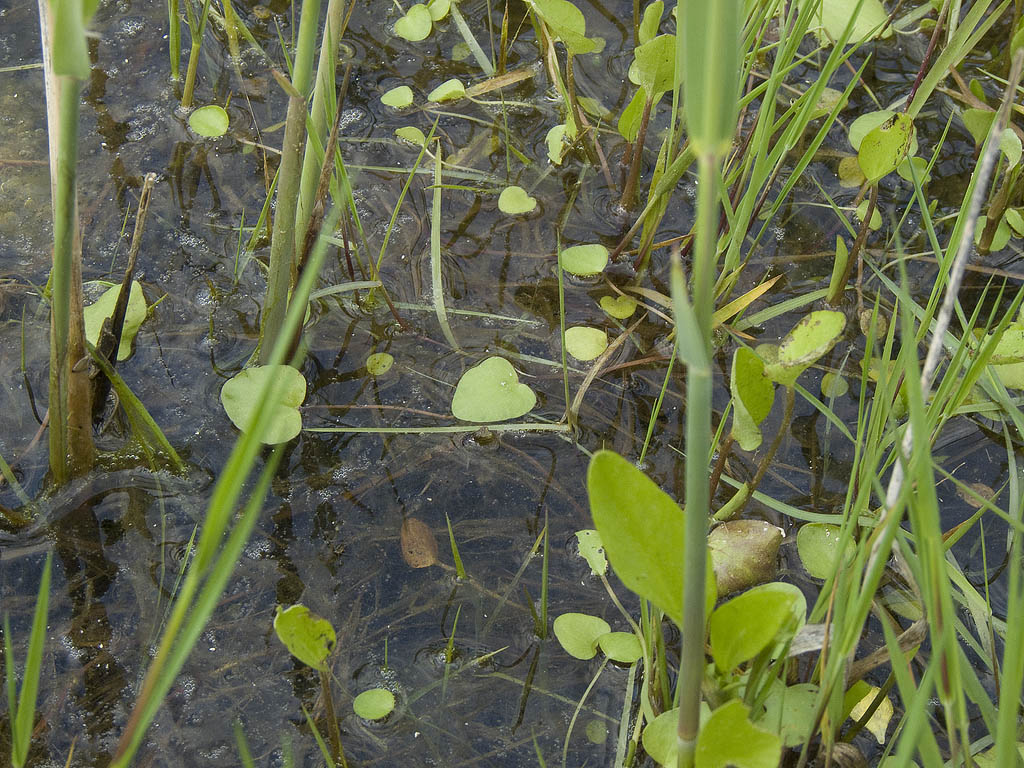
[431,140,460,352]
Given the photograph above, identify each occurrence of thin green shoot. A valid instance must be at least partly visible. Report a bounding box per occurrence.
[430,138,460,351]
[445,512,467,579]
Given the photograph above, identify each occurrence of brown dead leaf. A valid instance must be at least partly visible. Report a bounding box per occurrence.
[401,517,438,568]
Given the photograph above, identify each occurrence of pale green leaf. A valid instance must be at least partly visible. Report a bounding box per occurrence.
[451,357,536,422]
[710,582,804,671]
[796,523,855,579]
[394,4,432,41]
[599,294,638,319]
[858,112,914,183]
[498,185,537,215]
[366,352,394,375]
[730,347,774,451]
[83,280,148,361]
[353,688,396,720]
[188,105,229,137]
[575,529,607,575]
[597,631,642,663]
[565,326,608,361]
[427,78,466,102]
[220,365,306,444]
[273,604,335,670]
[559,243,609,276]
[553,613,610,659]
[381,85,414,108]
[696,700,781,768]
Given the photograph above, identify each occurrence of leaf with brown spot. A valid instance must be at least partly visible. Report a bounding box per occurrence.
[401,518,439,568]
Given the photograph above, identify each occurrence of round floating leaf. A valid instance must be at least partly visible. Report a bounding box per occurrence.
[427,78,465,102]
[821,372,849,398]
[767,310,846,387]
[575,529,607,575]
[896,155,929,184]
[366,352,394,375]
[710,582,805,672]
[599,294,637,319]
[353,688,396,720]
[553,612,610,659]
[808,0,891,44]
[498,185,537,215]
[401,517,438,568]
[559,243,609,276]
[395,125,427,146]
[565,326,608,361]
[597,631,642,663]
[696,699,781,768]
[858,112,914,183]
[84,280,148,361]
[759,682,819,748]
[273,604,336,670]
[709,520,782,596]
[451,357,536,422]
[188,104,229,137]
[394,4,432,41]
[796,523,855,580]
[730,347,774,451]
[220,364,306,444]
[451,41,471,60]
[426,0,449,19]
[381,85,414,108]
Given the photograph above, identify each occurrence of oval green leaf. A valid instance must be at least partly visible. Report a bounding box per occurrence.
[394,4,432,41]
[575,529,607,575]
[84,280,148,361]
[498,185,537,215]
[597,631,642,663]
[426,0,449,20]
[857,112,914,183]
[188,104,229,137]
[796,523,855,579]
[553,612,610,660]
[565,326,608,361]
[273,604,336,670]
[696,699,781,768]
[451,357,536,422]
[381,85,414,108]
[366,352,394,375]
[643,707,681,766]
[559,243,609,276]
[353,687,396,720]
[427,78,466,102]
[709,582,805,672]
[395,125,427,146]
[730,347,774,451]
[220,364,306,444]
[776,310,847,370]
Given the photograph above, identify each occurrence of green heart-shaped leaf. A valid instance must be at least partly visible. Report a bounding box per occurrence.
[427,78,466,102]
[553,612,610,659]
[426,0,449,19]
[599,294,638,319]
[381,85,414,108]
[597,631,642,663]
[394,4,432,41]
[565,326,608,361]
[451,357,536,422]
[804,0,891,44]
[395,125,427,146]
[84,280,148,361]
[527,0,601,55]
[710,582,805,672]
[188,104,229,137]
[696,700,780,768]
[628,33,675,95]
[220,364,306,444]
[353,688,396,720]
[559,243,609,276]
[273,604,335,670]
[498,185,537,215]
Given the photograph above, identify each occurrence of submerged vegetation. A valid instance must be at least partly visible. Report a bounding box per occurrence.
[3,0,1024,766]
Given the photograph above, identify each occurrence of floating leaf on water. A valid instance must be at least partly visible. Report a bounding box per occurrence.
[366,352,394,375]
[803,0,891,44]
[552,612,610,659]
[565,326,608,361]
[577,96,611,119]
[220,364,306,444]
[812,87,844,119]
[427,77,466,102]
[426,0,449,20]
[858,112,914,183]
[559,243,609,276]
[821,372,849,398]
[708,519,783,596]
[848,110,916,155]
[188,104,229,137]
[353,688,396,720]
[395,125,427,146]
[796,523,855,580]
[695,699,781,768]
[401,517,438,568]
[451,41,471,61]
[497,185,537,215]
[273,604,336,670]
[546,123,570,164]
[394,3,432,40]
[575,529,607,575]
[381,85,414,108]
[83,280,148,361]
[758,681,819,748]
[764,310,847,387]
[597,631,642,663]
[451,357,536,422]
[730,347,774,451]
[710,582,805,672]
[599,294,637,319]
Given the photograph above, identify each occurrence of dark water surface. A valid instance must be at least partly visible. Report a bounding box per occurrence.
[1,0,1021,765]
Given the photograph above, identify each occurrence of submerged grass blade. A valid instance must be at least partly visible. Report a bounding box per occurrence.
[431,141,461,352]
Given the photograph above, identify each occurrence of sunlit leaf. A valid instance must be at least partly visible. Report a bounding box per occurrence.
[427,78,466,102]
[710,582,805,671]
[553,613,610,659]
[858,112,914,183]
[597,631,642,663]
[381,85,414,108]
[451,357,536,422]
[353,688,396,720]
[83,280,148,361]
[796,523,855,580]
[565,326,608,361]
[188,105,229,137]
[273,604,335,670]
[696,700,781,768]
[220,365,306,444]
[559,243,609,276]
[575,529,608,575]
[730,347,774,451]
[498,185,537,215]
[394,4,432,41]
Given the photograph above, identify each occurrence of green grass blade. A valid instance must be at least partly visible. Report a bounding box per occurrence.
[11,553,51,768]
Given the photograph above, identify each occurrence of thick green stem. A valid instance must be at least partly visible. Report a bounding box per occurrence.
[676,152,719,768]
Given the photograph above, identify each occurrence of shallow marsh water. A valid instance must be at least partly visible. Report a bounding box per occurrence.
[0,0,1021,765]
